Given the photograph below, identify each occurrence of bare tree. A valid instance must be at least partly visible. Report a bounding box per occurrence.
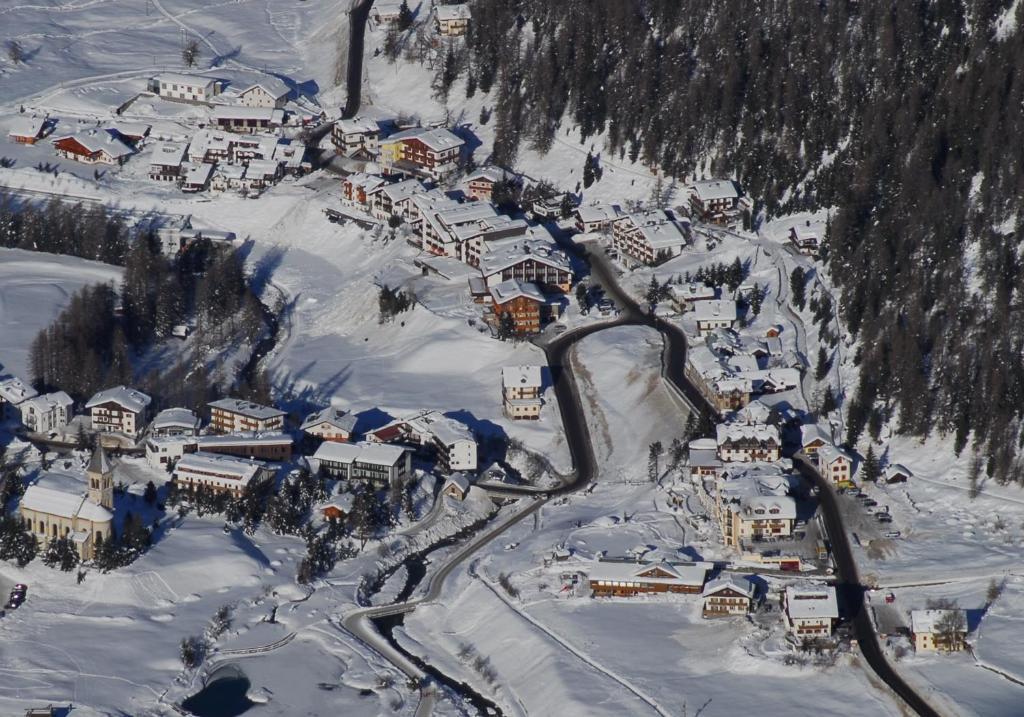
[7,40,24,64]
[182,38,200,68]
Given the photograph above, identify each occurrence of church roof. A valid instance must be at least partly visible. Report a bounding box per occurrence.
[87,445,112,474]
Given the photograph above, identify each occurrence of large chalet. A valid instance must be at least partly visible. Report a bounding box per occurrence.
[716,423,781,463]
[86,386,152,438]
[208,398,286,434]
[380,127,464,180]
[589,560,710,597]
[52,131,134,165]
[610,209,688,266]
[687,179,749,226]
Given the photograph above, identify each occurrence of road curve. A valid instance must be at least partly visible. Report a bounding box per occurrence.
[792,453,941,717]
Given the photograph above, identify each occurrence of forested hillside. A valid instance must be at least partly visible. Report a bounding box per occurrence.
[450,0,1024,481]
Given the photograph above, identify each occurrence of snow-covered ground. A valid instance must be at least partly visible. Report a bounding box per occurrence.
[0,248,123,379]
[399,320,905,716]
[2,2,1022,714]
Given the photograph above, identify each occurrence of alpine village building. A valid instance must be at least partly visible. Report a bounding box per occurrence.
[701,577,756,618]
[379,127,465,180]
[19,447,115,560]
[208,398,286,434]
[86,386,152,438]
[589,560,710,597]
[502,365,543,420]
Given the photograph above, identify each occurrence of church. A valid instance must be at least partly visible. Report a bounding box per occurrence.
[19,446,115,561]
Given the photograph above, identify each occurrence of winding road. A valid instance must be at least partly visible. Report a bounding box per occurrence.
[336,225,939,717]
[792,453,940,717]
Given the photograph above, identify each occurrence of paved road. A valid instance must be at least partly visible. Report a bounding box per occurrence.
[792,453,940,717]
[342,0,375,119]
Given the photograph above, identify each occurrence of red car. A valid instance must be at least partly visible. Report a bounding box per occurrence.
[885,592,896,604]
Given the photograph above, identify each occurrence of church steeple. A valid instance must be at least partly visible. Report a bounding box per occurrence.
[87,445,114,510]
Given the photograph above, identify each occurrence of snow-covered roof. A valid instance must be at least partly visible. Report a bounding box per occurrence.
[716,423,780,445]
[0,376,38,405]
[445,471,473,493]
[239,78,290,100]
[319,493,354,514]
[209,398,285,420]
[338,116,380,135]
[435,3,472,21]
[690,179,740,202]
[502,365,542,390]
[693,299,737,323]
[154,72,217,88]
[211,106,284,123]
[575,203,620,224]
[465,166,508,184]
[21,483,112,524]
[489,278,546,305]
[589,560,711,587]
[385,127,465,152]
[110,121,150,140]
[885,463,913,480]
[52,130,134,159]
[670,283,716,302]
[785,585,838,620]
[733,400,771,425]
[739,494,796,521]
[344,172,387,193]
[215,164,246,181]
[87,445,112,474]
[245,158,279,178]
[173,451,265,482]
[688,448,722,469]
[313,441,363,465]
[478,238,571,277]
[800,423,831,447]
[8,115,46,139]
[314,441,408,467]
[20,390,73,414]
[86,385,151,413]
[817,444,853,466]
[153,407,200,431]
[702,576,754,599]
[911,609,966,635]
[196,432,292,448]
[377,410,475,446]
[354,441,408,466]
[183,162,214,185]
[373,178,426,203]
[301,406,357,433]
[149,141,188,168]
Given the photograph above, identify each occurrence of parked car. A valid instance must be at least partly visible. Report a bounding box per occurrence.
[862,499,878,507]
[877,514,893,523]
[885,592,896,604]
[884,531,901,539]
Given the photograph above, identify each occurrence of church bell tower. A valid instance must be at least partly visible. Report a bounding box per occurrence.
[87,444,114,511]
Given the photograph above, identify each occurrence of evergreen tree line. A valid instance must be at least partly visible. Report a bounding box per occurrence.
[29,237,264,408]
[455,0,1024,482]
[0,193,129,265]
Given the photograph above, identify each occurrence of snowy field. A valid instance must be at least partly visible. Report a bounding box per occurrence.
[0,248,123,379]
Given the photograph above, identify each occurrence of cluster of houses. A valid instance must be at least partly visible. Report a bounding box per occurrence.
[148,128,307,194]
[146,73,320,126]
[5,71,317,191]
[371,0,472,36]
[572,179,751,268]
[582,554,841,637]
[684,320,802,412]
[6,114,151,166]
[337,144,576,334]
